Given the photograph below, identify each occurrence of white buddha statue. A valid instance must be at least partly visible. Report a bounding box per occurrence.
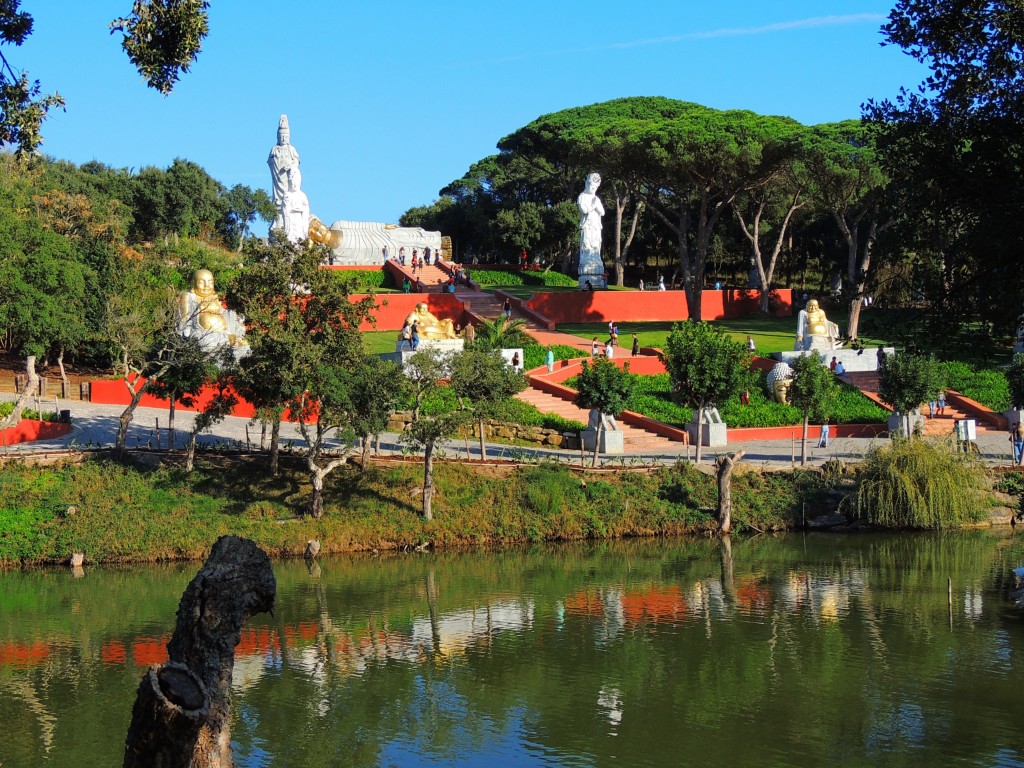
[177,269,249,358]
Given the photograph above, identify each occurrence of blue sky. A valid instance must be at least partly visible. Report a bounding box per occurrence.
[11,2,927,225]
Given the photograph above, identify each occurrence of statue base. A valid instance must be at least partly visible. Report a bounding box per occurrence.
[578,276,606,290]
[687,418,727,447]
[773,347,895,372]
[580,428,624,454]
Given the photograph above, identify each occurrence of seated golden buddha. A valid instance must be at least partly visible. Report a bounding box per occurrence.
[404,302,457,339]
[177,269,248,351]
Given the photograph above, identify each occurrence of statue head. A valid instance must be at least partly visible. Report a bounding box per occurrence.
[193,269,217,297]
[415,302,430,316]
[277,114,290,146]
[584,172,601,193]
[806,299,821,313]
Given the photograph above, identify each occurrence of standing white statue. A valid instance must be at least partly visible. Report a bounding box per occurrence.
[577,172,606,289]
[283,169,311,245]
[268,114,303,241]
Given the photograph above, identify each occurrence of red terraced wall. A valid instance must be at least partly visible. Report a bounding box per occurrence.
[0,419,72,446]
[349,293,470,331]
[525,288,793,325]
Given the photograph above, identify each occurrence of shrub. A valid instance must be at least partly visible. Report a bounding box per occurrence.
[472,269,577,289]
[850,438,988,529]
[329,268,393,292]
[938,361,1010,411]
[522,343,582,370]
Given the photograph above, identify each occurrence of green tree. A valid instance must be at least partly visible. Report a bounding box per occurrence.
[878,350,941,437]
[404,348,471,520]
[787,353,837,465]
[573,357,633,467]
[1006,354,1024,411]
[346,354,406,469]
[144,334,218,449]
[221,184,275,251]
[449,347,527,461]
[803,121,890,341]
[184,372,237,472]
[663,321,751,464]
[0,1,208,153]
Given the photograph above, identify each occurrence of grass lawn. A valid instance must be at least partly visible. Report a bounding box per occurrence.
[558,310,899,353]
[362,329,400,355]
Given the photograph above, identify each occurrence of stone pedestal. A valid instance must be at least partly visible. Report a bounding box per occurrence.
[580,428,624,454]
[773,347,895,373]
[393,338,465,356]
[687,420,727,447]
[578,275,607,290]
[888,412,925,437]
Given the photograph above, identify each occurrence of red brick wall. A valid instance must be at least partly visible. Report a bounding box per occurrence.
[0,419,72,445]
[351,293,469,331]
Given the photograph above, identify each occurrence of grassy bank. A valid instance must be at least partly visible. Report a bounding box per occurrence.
[0,454,837,566]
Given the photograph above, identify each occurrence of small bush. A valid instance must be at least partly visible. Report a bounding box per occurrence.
[473,269,578,289]
[850,438,988,529]
[522,343,582,370]
[329,268,393,293]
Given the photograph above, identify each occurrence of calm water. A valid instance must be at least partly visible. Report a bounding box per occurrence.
[3,534,1024,767]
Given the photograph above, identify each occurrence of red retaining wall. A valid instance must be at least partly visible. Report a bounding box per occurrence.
[0,419,72,446]
[525,288,792,325]
[946,390,1008,430]
[350,293,469,331]
[89,377,260,418]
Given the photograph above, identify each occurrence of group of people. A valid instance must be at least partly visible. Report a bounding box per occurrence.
[636,275,667,291]
[828,356,847,375]
[389,246,437,269]
[590,322,641,359]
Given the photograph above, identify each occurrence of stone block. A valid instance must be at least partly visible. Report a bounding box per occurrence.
[888,412,925,437]
[580,428,624,454]
[686,420,727,447]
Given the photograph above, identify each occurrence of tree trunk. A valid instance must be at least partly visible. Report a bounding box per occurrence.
[422,439,435,521]
[719,534,735,603]
[592,419,603,468]
[310,468,325,519]
[269,417,281,477]
[478,416,486,461]
[801,412,809,466]
[716,450,744,533]
[694,413,704,465]
[848,295,865,342]
[57,346,70,397]
[0,355,39,429]
[186,433,197,472]
[123,536,275,768]
[168,397,177,451]
[116,381,149,455]
[360,436,370,470]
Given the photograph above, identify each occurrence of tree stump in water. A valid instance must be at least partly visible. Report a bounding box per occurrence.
[123,536,276,768]
[716,450,745,534]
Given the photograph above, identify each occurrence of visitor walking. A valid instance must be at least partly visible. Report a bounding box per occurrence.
[465,322,476,343]
[658,277,666,291]
[592,338,600,358]
[747,336,756,353]
[402,277,411,294]
[1011,422,1024,465]
[399,322,413,350]
[638,278,645,291]
[399,247,406,266]
[928,399,936,418]
[411,321,420,351]
[502,297,512,318]
[605,340,614,359]
[818,420,830,448]
[938,391,946,416]
[546,347,555,373]
[631,333,640,357]
[876,347,885,369]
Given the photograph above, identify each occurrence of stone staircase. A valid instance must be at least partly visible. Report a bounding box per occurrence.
[391,261,452,292]
[843,372,996,437]
[516,387,684,454]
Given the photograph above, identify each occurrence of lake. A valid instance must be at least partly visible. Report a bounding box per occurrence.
[2,533,1024,767]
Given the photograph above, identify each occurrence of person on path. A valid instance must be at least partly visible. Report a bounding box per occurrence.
[502,298,512,318]
[411,321,420,351]
[631,333,640,357]
[818,420,830,448]
[658,277,666,291]
[938,391,946,416]
[511,351,521,370]
[638,278,645,291]
[465,322,476,343]
[876,347,885,369]
[747,336,756,353]
[1011,422,1024,465]
[399,322,413,350]
[546,348,555,373]
[605,340,614,359]
[403,277,411,294]
[611,324,619,347]
[592,338,600,358]
[928,399,936,418]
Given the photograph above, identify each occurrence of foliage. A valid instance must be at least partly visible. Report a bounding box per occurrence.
[663,321,751,413]
[1008,354,1024,410]
[788,353,837,422]
[521,343,581,371]
[471,269,578,288]
[328,268,394,293]
[851,438,988,529]
[574,358,633,417]
[937,360,1011,412]
[471,315,532,350]
[109,1,210,95]
[878,350,942,415]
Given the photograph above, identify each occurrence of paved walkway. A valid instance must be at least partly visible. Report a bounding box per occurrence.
[3,393,1020,470]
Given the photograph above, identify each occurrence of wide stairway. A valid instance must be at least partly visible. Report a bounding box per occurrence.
[843,371,996,437]
[392,261,452,292]
[516,387,684,454]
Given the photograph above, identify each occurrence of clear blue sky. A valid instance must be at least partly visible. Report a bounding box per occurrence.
[11,2,927,226]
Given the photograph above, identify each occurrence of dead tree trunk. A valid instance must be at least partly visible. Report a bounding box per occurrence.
[123,536,276,768]
[716,450,745,534]
[0,356,39,430]
[422,439,435,521]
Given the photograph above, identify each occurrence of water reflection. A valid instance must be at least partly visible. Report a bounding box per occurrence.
[2,533,1024,767]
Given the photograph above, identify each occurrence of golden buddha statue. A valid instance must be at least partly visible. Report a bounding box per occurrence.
[796,299,840,351]
[177,269,248,351]
[404,302,457,339]
[308,216,342,248]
